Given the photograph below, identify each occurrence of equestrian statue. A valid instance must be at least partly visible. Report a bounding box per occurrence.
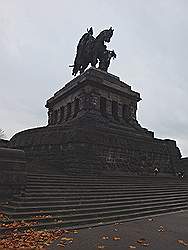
[70,27,116,76]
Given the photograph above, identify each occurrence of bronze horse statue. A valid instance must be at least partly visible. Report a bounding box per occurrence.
[71,27,116,76]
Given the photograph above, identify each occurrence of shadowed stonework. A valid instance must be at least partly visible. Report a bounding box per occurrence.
[0,147,26,199]
[10,68,180,174]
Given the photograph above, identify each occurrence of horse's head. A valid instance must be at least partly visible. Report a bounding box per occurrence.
[104,27,114,42]
[96,27,114,43]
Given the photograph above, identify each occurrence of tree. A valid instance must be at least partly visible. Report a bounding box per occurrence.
[0,129,6,139]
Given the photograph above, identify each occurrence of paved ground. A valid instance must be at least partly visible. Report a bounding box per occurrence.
[48,211,188,250]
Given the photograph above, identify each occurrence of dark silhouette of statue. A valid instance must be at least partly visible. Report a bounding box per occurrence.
[71,27,116,76]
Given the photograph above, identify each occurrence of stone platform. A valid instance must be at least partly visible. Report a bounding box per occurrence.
[10,68,181,174]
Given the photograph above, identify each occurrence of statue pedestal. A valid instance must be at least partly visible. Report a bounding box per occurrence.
[11,68,180,175]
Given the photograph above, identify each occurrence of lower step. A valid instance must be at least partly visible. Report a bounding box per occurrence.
[0,206,187,234]
[2,199,187,215]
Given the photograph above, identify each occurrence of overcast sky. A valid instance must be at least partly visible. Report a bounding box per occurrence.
[0,0,188,156]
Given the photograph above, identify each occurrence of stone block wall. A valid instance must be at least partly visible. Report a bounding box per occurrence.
[10,125,180,175]
[0,147,26,200]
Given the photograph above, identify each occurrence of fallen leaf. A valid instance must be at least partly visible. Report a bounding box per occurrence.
[73,230,79,234]
[61,237,73,241]
[32,214,52,219]
[129,246,136,249]
[57,243,65,247]
[142,243,150,247]
[137,238,150,246]
[112,236,121,240]
[102,236,109,240]
[0,212,9,220]
[137,239,146,244]
[98,245,105,249]
[0,229,65,249]
[177,239,188,246]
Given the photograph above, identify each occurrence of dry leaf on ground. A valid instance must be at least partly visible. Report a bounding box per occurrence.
[112,236,121,240]
[0,220,38,229]
[73,230,79,234]
[102,236,109,240]
[177,239,188,246]
[0,229,65,249]
[61,237,73,241]
[137,238,146,244]
[0,212,9,220]
[137,238,150,247]
[57,243,65,247]
[98,245,105,249]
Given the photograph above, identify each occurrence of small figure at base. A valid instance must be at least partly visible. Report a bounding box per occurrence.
[154,167,159,176]
[177,171,184,179]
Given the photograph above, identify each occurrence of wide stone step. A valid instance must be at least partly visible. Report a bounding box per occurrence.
[26,181,187,187]
[27,175,182,183]
[24,186,188,193]
[0,204,187,234]
[27,182,186,189]
[1,173,187,234]
[2,199,187,216]
[8,194,188,207]
[27,177,183,184]
[22,188,188,197]
[13,190,188,202]
[27,174,181,180]
[25,183,188,190]
[27,173,178,179]
[26,182,186,189]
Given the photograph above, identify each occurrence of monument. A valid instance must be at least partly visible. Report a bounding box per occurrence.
[10,27,181,174]
[70,27,116,75]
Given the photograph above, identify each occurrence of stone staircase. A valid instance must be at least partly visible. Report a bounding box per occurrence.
[0,173,188,233]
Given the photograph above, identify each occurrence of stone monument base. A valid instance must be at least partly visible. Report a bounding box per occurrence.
[10,68,181,175]
[11,124,179,175]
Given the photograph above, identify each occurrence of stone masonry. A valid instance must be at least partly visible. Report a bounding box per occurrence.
[10,68,181,174]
